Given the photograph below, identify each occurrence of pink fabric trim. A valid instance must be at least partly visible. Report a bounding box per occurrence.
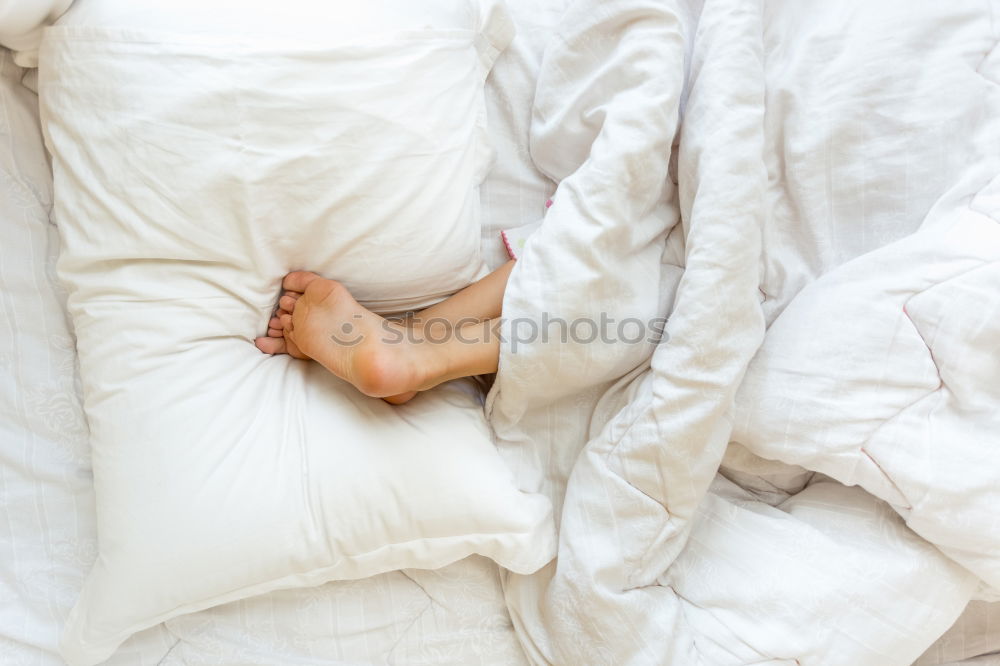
[501,229,517,260]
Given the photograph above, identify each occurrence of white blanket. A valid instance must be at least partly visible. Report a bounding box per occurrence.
[489,0,999,663]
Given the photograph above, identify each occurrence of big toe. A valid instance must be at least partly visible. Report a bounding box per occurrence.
[282,270,324,293]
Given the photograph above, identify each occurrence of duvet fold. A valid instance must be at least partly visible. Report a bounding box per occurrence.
[488,0,989,663]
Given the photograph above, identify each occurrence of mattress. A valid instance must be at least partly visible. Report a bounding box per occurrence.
[3,0,1000,664]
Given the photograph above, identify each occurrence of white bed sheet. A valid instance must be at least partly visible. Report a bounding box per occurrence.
[479,1,566,270]
[0,0,567,658]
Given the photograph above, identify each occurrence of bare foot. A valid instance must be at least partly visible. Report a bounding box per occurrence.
[256,271,438,403]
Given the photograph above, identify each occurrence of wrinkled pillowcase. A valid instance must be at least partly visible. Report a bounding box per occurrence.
[39,2,555,665]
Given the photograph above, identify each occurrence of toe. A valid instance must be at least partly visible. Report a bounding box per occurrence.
[269,316,283,329]
[255,336,287,355]
[282,271,323,293]
[279,294,298,312]
[280,313,294,331]
[267,327,283,337]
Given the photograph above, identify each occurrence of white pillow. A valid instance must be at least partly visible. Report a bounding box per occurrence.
[38,3,555,665]
[0,0,73,66]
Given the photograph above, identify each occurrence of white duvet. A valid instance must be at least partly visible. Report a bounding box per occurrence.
[490,0,1000,664]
